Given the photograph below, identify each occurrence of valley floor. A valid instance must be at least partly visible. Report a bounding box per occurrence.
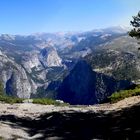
[0,96,140,139]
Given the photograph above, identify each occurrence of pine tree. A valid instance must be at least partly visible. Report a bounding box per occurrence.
[129,11,140,40]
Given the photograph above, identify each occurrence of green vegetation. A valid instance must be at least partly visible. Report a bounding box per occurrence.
[0,94,67,105]
[129,11,140,39]
[0,81,23,104]
[33,98,58,105]
[0,82,67,105]
[0,95,23,104]
[0,137,4,140]
[0,82,4,96]
[109,85,140,103]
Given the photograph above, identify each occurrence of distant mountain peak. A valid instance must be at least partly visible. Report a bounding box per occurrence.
[90,26,130,34]
[0,34,16,41]
[39,47,63,67]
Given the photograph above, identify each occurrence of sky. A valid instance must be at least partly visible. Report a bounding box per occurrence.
[0,0,140,34]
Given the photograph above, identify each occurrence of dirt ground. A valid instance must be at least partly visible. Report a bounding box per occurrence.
[0,96,140,139]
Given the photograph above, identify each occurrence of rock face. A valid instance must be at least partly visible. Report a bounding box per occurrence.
[22,51,42,73]
[57,60,131,105]
[0,45,64,98]
[0,52,36,98]
[86,49,140,81]
[0,28,135,100]
[39,47,63,68]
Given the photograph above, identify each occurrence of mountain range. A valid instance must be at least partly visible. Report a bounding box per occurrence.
[0,26,138,104]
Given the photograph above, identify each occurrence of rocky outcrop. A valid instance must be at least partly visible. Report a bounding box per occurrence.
[86,49,140,81]
[57,60,131,105]
[0,51,36,98]
[39,47,63,67]
[22,51,42,73]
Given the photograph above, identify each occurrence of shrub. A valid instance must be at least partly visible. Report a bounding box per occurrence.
[109,86,140,103]
[0,95,23,104]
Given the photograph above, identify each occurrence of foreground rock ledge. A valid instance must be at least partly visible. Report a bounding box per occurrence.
[0,96,140,140]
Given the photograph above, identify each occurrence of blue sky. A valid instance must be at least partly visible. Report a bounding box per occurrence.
[0,0,140,34]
